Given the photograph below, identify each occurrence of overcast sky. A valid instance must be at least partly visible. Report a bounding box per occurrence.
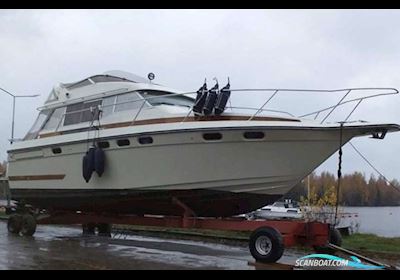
[1,9,400,180]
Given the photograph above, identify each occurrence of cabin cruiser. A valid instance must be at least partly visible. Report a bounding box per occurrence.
[247,199,302,220]
[6,71,400,217]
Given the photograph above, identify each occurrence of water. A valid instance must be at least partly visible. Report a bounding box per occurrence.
[341,206,400,237]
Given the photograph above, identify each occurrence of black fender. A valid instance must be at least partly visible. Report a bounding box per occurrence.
[94,146,105,177]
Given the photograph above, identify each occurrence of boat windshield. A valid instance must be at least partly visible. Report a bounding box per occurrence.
[138,90,194,108]
[24,110,51,140]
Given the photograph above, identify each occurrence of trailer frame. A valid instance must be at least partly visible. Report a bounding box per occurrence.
[36,211,330,248]
[6,196,331,264]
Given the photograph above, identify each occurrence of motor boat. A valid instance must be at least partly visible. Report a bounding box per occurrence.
[6,70,400,217]
[247,199,302,220]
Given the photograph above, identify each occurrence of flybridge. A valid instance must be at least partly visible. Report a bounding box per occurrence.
[18,69,400,144]
[43,70,150,104]
[39,70,400,125]
[39,72,180,111]
[34,83,399,139]
[64,70,152,88]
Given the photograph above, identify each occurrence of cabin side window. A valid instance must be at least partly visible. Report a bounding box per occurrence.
[114,92,143,112]
[82,101,102,122]
[64,103,83,125]
[64,100,102,126]
[102,92,146,117]
[102,95,117,116]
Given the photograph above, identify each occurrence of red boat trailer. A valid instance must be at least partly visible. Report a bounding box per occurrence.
[8,197,398,269]
[6,197,331,264]
[38,212,328,247]
[35,210,330,264]
[9,209,398,269]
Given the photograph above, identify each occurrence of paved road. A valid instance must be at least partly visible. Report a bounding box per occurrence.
[0,220,303,270]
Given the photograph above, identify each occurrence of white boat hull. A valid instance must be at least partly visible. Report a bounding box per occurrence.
[7,121,398,216]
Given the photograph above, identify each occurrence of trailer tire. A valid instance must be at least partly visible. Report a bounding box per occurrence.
[7,214,22,234]
[313,227,342,254]
[82,223,96,236]
[97,223,112,237]
[20,214,37,236]
[249,226,284,263]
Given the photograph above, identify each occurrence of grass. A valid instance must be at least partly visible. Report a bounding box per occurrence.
[342,233,400,255]
[114,225,400,258]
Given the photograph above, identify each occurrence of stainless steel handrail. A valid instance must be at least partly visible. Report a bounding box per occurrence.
[298,90,398,122]
[50,87,398,133]
[230,87,398,124]
[248,90,279,121]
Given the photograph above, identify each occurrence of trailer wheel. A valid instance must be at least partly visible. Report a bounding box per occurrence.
[82,223,96,235]
[249,226,284,263]
[313,227,342,254]
[20,214,37,236]
[97,223,112,237]
[7,214,23,234]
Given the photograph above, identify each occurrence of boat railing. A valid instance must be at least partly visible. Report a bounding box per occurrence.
[54,87,398,132]
[298,89,398,122]
[226,87,399,124]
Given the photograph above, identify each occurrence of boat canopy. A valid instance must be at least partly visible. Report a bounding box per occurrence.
[44,70,153,104]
